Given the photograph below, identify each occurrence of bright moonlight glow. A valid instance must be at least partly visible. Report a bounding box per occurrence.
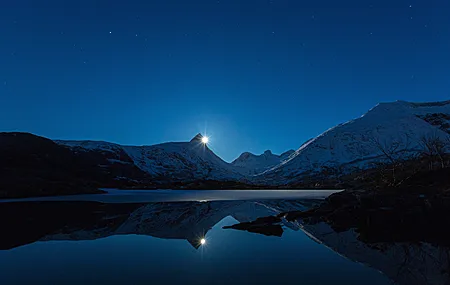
[201,136,209,144]
[200,238,206,245]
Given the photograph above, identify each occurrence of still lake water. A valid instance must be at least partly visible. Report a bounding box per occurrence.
[0,190,393,285]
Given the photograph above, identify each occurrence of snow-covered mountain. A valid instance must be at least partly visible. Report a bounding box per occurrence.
[231,149,295,176]
[260,100,450,184]
[56,133,244,183]
[7,99,450,190]
[56,134,296,183]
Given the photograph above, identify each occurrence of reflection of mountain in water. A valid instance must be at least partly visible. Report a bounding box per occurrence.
[224,214,450,285]
[0,200,317,250]
[298,222,450,285]
[2,199,449,285]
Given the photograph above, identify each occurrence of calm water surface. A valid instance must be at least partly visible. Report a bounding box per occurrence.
[0,191,391,285]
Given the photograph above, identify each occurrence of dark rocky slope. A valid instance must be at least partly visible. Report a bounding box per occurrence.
[0,132,151,198]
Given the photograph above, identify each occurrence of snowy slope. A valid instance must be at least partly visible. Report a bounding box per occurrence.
[57,134,243,183]
[260,100,450,184]
[231,149,295,176]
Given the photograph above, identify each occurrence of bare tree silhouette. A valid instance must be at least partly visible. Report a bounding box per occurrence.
[367,132,413,186]
[419,131,447,170]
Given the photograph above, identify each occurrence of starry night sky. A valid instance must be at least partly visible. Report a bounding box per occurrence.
[1,0,450,161]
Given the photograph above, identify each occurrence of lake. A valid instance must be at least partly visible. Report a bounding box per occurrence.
[0,190,424,285]
[0,189,342,203]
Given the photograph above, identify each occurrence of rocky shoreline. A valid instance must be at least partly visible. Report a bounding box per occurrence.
[221,183,450,246]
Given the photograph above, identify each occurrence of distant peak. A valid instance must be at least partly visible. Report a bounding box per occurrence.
[231,152,255,164]
[190,133,204,143]
[238,152,254,159]
[263,150,273,155]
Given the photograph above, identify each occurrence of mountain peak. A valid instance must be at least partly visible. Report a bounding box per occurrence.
[190,133,204,143]
[263,150,273,156]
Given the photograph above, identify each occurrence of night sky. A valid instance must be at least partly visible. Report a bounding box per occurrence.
[1,0,450,161]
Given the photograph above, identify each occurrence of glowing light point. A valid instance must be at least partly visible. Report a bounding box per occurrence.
[200,238,206,245]
[201,136,209,144]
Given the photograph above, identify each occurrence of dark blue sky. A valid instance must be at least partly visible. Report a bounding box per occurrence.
[1,0,449,161]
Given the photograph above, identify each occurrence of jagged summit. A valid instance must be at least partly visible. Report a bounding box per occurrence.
[190,133,205,143]
[231,149,295,176]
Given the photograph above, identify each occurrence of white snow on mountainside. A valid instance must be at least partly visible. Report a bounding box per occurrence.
[231,149,295,176]
[56,100,450,185]
[260,100,450,184]
[56,133,243,182]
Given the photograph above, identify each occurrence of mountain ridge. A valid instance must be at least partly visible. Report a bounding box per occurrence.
[258,99,450,184]
[2,99,450,197]
[231,149,295,176]
[57,133,244,183]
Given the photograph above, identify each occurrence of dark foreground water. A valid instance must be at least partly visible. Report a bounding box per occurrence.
[0,193,398,285]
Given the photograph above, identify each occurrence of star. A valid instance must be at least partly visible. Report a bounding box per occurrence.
[109,31,112,34]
